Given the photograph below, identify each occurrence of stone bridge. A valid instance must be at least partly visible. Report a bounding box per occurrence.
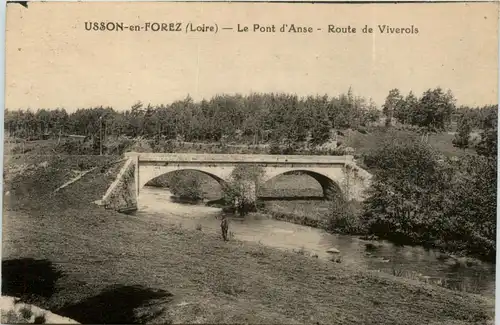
[99,152,372,212]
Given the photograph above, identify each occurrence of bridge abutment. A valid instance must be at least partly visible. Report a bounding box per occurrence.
[100,158,138,213]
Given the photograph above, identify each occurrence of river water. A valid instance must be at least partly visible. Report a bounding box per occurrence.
[135,186,495,298]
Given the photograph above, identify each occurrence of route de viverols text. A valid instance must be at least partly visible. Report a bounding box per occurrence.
[84,22,420,34]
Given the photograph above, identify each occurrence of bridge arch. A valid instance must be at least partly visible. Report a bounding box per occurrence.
[138,165,234,191]
[261,169,344,201]
[145,168,226,186]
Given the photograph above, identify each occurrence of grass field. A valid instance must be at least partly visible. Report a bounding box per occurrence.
[344,127,479,158]
[2,154,495,324]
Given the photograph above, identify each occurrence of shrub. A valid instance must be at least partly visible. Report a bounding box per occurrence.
[104,135,134,155]
[361,140,452,244]
[168,171,204,201]
[128,137,153,153]
[55,140,95,155]
[152,139,176,153]
[222,165,264,216]
[327,195,365,234]
[361,138,496,261]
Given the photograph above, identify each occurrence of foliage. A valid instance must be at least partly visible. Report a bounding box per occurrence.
[4,91,383,146]
[474,106,498,158]
[383,87,456,131]
[452,115,472,149]
[439,155,497,260]
[455,104,498,129]
[362,140,450,243]
[394,92,418,125]
[168,171,204,201]
[412,88,456,131]
[382,89,404,127]
[222,165,265,216]
[362,139,496,261]
[326,194,365,234]
[476,128,497,158]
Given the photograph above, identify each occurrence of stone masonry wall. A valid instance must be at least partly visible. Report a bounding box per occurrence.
[100,158,137,212]
[342,162,372,201]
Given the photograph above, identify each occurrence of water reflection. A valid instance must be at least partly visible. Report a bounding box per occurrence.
[135,186,495,297]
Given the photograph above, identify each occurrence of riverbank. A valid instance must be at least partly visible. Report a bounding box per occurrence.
[3,155,495,324]
[150,169,496,264]
[258,203,495,268]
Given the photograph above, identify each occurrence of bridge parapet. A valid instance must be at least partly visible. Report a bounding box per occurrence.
[124,152,354,165]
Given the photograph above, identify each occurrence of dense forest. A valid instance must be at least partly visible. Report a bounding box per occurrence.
[5,87,496,149]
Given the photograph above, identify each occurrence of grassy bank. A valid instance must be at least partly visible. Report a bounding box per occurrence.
[3,155,495,324]
[260,201,330,228]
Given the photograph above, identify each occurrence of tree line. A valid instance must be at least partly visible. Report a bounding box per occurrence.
[5,88,495,147]
[5,90,376,145]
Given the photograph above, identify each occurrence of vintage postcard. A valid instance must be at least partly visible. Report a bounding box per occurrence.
[2,1,498,324]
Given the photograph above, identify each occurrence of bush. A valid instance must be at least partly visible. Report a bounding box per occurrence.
[361,138,496,261]
[440,155,496,260]
[222,165,264,216]
[168,171,204,201]
[327,195,365,234]
[104,136,134,155]
[128,137,153,153]
[152,139,176,153]
[362,140,452,243]
[55,140,95,155]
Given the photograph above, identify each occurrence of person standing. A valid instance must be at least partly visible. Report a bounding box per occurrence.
[221,214,229,241]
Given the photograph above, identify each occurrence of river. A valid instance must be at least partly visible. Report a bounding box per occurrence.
[135,186,495,298]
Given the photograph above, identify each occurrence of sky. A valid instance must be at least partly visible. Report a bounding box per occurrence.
[4,2,499,112]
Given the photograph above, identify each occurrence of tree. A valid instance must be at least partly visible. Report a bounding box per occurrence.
[382,89,404,127]
[476,128,498,157]
[394,91,418,125]
[413,88,456,131]
[475,106,498,157]
[168,171,204,201]
[309,107,332,146]
[363,99,381,126]
[222,165,264,216]
[452,114,472,149]
[441,155,497,260]
[362,140,453,244]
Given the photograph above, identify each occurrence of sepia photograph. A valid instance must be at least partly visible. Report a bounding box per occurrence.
[1,1,498,324]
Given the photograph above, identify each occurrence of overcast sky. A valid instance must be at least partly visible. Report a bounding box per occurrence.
[5,2,498,112]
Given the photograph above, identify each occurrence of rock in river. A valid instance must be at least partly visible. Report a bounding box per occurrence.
[326,248,340,254]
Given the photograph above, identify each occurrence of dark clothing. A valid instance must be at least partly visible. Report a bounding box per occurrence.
[221,217,229,241]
